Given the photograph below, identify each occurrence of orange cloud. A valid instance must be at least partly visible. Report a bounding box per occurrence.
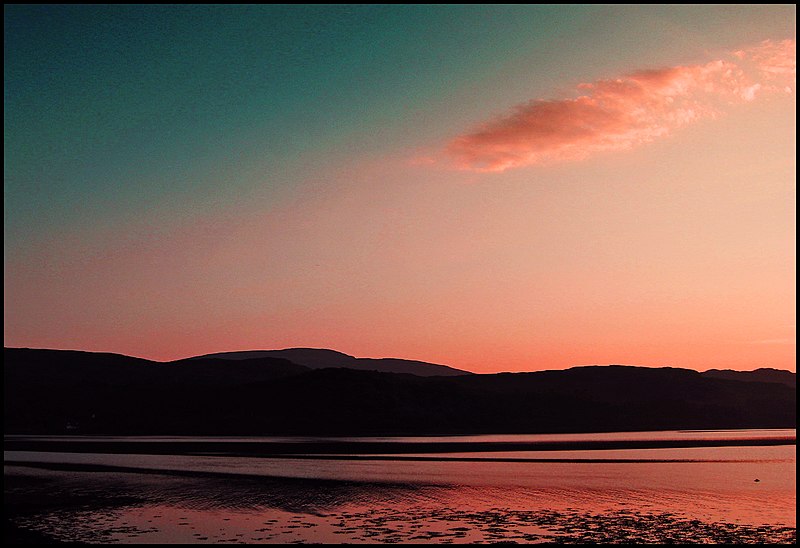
[447,39,796,173]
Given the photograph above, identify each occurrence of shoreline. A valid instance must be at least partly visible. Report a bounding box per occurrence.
[4,435,796,458]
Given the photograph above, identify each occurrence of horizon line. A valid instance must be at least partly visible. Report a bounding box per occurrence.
[4,346,796,375]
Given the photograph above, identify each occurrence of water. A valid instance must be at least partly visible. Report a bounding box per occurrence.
[4,430,796,543]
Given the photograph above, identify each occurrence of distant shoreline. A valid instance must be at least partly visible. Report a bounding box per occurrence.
[4,435,796,458]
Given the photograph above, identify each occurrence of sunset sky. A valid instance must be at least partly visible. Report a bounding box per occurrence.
[4,5,796,372]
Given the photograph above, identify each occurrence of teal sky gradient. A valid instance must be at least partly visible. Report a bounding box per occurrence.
[7,5,794,249]
[5,5,581,247]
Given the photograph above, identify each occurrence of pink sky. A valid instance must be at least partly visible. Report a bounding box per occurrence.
[4,37,796,373]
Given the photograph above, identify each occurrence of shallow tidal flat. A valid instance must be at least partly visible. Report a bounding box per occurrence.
[4,431,797,544]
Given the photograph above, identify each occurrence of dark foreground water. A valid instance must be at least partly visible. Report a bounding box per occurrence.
[4,430,796,544]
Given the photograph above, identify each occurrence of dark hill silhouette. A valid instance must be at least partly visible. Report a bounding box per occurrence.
[190,348,472,376]
[4,347,310,388]
[3,348,796,435]
[702,368,796,388]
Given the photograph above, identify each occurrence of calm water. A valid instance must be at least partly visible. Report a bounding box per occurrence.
[5,430,796,544]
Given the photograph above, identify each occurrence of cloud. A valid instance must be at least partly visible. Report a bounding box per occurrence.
[734,38,796,79]
[447,39,796,173]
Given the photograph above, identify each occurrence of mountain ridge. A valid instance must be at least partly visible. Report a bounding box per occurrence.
[701,368,795,388]
[4,347,795,436]
[7,346,794,378]
[188,347,472,377]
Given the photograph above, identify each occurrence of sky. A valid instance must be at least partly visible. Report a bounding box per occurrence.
[4,5,796,372]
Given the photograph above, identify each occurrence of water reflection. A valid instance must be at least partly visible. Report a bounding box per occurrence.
[4,430,797,544]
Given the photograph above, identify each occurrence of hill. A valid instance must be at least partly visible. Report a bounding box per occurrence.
[4,348,795,435]
[190,348,472,376]
[702,368,796,388]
